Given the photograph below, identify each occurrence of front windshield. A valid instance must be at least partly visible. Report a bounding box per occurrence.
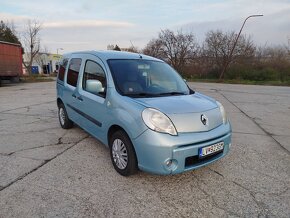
[107,59,189,97]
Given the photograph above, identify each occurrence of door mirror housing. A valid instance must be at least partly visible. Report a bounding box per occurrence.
[86,80,104,95]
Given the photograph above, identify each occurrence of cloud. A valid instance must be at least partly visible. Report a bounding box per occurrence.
[2,0,289,52]
[0,12,30,23]
[179,7,290,46]
[43,20,135,29]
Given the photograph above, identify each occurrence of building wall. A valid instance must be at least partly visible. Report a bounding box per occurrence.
[23,53,62,74]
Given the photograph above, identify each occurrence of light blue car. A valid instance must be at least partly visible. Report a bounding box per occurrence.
[56,51,231,176]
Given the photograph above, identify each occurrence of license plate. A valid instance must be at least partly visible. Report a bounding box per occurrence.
[199,142,224,158]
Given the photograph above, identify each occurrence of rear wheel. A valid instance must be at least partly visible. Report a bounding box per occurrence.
[58,103,73,129]
[109,130,138,176]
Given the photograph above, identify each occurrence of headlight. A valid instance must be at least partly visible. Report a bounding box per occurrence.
[216,101,227,124]
[142,108,177,136]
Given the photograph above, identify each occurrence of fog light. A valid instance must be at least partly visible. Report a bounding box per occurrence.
[165,159,173,167]
[164,159,178,171]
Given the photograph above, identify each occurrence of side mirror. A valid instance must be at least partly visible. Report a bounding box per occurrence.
[86,80,104,94]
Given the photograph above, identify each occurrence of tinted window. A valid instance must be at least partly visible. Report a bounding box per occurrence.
[83,60,106,97]
[67,58,82,87]
[58,58,68,81]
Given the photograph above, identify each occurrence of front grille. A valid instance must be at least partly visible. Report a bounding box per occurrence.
[185,150,223,168]
[178,133,228,148]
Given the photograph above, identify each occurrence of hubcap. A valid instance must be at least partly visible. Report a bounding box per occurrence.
[59,108,66,126]
[112,139,128,169]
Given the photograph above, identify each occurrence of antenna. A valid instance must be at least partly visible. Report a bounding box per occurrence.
[130,40,142,59]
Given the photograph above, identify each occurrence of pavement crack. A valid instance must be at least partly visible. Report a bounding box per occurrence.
[0,128,58,136]
[57,136,64,145]
[0,112,55,118]
[231,180,273,217]
[208,167,224,178]
[0,100,55,114]
[7,142,71,156]
[0,160,47,192]
[232,131,266,136]
[201,168,274,217]
[191,174,241,217]
[0,135,89,192]
[217,90,290,155]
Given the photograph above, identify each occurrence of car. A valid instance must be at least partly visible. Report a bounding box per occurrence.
[56,50,232,176]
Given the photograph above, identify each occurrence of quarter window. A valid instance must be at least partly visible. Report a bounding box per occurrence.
[58,58,68,81]
[83,60,106,97]
[67,58,82,87]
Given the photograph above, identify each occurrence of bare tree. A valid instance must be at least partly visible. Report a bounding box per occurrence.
[159,29,198,73]
[22,20,42,75]
[143,29,198,74]
[203,30,255,78]
[143,38,165,59]
[122,46,139,53]
[107,44,115,50]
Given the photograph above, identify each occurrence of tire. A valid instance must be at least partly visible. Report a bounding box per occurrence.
[58,103,73,129]
[109,130,138,176]
[10,76,20,83]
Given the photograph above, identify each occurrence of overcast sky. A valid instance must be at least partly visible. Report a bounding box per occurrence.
[1,0,290,54]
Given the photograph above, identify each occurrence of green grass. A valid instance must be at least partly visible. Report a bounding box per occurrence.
[20,75,56,83]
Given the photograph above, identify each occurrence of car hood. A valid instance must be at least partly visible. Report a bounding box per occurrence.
[132,92,223,133]
[133,92,217,114]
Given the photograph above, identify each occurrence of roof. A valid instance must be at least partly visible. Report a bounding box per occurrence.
[63,50,162,62]
[0,40,21,47]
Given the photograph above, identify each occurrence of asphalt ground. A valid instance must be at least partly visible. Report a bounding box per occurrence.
[0,81,289,217]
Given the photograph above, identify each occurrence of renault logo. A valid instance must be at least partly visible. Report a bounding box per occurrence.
[201,114,208,126]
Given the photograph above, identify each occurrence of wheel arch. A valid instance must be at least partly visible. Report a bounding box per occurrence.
[107,124,139,162]
[107,125,126,145]
[57,98,64,107]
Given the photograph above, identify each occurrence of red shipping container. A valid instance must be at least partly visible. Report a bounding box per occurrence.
[0,41,23,78]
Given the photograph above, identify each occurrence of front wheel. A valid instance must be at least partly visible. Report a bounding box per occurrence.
[58,103,73,129]
[109,130,138,176]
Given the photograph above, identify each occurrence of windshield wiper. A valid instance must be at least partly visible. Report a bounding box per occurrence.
[125,92,160,97]
[158,92,187,96]
[125,92,187,98]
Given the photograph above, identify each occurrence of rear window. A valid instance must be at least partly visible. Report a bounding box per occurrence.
[67,58,82,87]
[58,58,68,81]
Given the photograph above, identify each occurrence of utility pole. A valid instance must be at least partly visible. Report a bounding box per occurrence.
[219,15,263,80]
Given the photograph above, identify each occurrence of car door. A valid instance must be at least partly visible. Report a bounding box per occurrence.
[63,56,84,126]
[77,54,108,141]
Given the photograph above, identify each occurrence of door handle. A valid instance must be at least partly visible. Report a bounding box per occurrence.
[72,94,83,101]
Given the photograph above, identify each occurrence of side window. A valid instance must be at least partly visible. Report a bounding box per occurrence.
[67,58,82,87]
[58,58,68,81]
[82,60,107,97]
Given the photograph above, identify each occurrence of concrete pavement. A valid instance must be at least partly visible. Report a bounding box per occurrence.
[0,81,289,217]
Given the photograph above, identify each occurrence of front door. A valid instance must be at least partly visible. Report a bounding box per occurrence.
[77,54,108,141]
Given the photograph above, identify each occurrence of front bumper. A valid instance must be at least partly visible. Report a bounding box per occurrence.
[133,122,231,175]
